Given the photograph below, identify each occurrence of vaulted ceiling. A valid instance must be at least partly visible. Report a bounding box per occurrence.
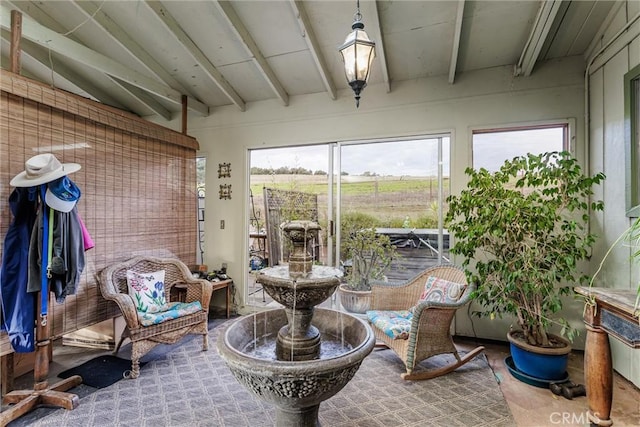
[0,1,616,121]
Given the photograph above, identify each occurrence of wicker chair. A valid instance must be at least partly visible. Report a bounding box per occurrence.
[99,256,213,378]
[369,264,484,380]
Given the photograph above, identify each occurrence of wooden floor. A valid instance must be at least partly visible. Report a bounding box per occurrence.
[386,246,451,281]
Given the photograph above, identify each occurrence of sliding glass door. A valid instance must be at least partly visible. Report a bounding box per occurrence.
[336,136,450,280]
[246,134,451,304]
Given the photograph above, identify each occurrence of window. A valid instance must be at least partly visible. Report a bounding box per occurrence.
[624,64,640,217]
[472,124,568,171]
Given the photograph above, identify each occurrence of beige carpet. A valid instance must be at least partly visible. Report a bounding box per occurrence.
[9,318,516,427]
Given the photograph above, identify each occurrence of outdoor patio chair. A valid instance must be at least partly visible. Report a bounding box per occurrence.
[367,264,484,380]
[99,256,213,378]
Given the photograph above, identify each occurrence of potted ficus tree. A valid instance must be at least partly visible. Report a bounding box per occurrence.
[338,218,398,314]
[445,151,605,382]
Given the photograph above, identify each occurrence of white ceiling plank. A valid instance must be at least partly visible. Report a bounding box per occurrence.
[108,75,173,120]
[71,0,197,100]
[0,29,126,109]
[215,1,289,106]
[448,0,465,84]
[514,0,564,77]
[289,0,337,100]
[145,0,246,112]
[369,1,390,93]
[0,5,209,116]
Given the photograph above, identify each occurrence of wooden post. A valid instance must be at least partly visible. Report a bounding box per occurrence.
[181,94,188,135]
[0,353,14,397]
[583,303,614,427]
[9,10,22,74]
[10,10,22,73]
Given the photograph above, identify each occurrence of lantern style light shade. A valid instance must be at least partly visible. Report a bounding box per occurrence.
[339,18,375,108]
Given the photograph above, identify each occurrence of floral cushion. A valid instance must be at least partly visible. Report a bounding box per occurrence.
[126,269,168,313]
[137,301,203,327]
[417,276,467,304]
[367,310,413,340]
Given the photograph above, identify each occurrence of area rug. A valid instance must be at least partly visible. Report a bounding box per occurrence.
[57,355,147,389]
[16,319,516,427]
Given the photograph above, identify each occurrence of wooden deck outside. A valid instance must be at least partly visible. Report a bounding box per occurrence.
[377,228,451,282]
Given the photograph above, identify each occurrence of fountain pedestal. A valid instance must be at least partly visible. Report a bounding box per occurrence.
[277,307,320,361]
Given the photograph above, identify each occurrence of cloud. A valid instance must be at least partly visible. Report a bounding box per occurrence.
[251,138,451,176]
[250,127,563,176]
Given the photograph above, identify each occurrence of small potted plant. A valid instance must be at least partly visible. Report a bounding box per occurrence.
[339,226,398,314]
[445,151,605,382]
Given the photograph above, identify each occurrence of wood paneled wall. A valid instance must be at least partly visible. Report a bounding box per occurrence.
[0,72,199,338]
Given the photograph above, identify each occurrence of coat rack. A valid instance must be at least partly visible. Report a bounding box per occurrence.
[1,186,82,425]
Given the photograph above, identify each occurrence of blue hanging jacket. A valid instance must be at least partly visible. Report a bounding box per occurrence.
[0,187,38,353]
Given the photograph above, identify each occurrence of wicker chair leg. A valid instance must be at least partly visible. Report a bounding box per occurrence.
[400,346,485,381]
[129,358,140,379]
[202,333,209,351]
[113,334,127,356]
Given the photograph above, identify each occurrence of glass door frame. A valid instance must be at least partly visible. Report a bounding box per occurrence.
[333,133,451,269]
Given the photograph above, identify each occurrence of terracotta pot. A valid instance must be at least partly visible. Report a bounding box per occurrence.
[338,284,372,314]
[507,330,571,381]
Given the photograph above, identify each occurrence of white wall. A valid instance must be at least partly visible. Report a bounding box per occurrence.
[185,55,589,338]
[586,0,640,387]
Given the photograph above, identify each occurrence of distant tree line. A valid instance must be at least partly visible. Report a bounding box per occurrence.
[250,166,330,175]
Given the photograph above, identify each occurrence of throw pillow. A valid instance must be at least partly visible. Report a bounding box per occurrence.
[417,276,467,305]
[137,301,203,327]
[367,310,413,340]
[126,269,168,313]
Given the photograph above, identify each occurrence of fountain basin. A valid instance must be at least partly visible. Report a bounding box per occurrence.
[217,308,375,426]
[256,265,341,309]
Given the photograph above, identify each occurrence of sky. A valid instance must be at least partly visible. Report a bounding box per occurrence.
[250,127,564,176]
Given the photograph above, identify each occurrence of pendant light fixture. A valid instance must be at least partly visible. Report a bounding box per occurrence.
[339,0,376,108]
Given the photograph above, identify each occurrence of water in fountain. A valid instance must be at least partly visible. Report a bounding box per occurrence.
[217,220,375,427]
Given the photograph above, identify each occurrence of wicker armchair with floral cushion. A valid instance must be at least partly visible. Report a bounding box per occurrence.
[99,256,213,378]
[367,264,484,380]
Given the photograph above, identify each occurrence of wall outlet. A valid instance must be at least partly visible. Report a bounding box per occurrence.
[220,220,225,229]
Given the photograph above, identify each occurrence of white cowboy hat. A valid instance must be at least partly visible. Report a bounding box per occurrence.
[10,153,81,187]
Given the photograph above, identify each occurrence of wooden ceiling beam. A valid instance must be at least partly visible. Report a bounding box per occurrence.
[108,75,173,121]
[0,29,128,110]
[145,0,246,112]
[289,0,337,100]
[448,0,465,84]
[514,0,563,77]
[215,0,289,106]
[71,0,198,101]
[0,4,209,116]
[368,0,390,92]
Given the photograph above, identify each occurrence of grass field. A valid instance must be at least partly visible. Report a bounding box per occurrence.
[249,174,450,229]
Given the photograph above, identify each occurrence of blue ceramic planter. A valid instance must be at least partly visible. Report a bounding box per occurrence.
[507,331,571,381]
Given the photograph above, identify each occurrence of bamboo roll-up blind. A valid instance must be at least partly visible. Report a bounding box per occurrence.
[0,72,199,338]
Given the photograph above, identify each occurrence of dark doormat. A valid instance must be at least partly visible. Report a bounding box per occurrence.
[58,355,146,389]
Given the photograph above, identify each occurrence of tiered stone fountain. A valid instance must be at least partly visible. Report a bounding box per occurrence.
[217,220,375,427]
